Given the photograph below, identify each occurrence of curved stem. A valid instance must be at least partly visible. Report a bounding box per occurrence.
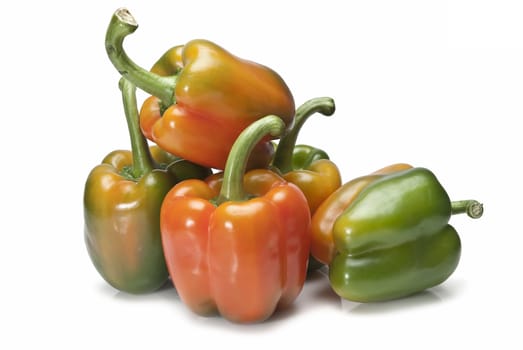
[272,97,335,173]
[451,200,483,219]
[119,78,154,178]
[105,8,177,105]
[217,116,286,203]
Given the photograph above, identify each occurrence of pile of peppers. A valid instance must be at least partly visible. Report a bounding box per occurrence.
[83,8,484,323]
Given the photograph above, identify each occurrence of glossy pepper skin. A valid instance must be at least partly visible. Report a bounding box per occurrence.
[286,144,340,212]
[311,163,413,265]
[288,145,340,272]
[329,167,483,303]
[270,97,342,273]
[290,144,330,171]
[160,116,311,323]
[84,79,177,294]
[105,8,295,170]
[272,97,342,214]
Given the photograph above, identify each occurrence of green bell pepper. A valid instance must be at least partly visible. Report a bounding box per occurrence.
[329,167,483,302]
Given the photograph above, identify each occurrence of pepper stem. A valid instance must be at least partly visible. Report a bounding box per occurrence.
[451,200,484,219]
[119,78,154,178]
[272,97,335,173]
[217,116,286,203]
[105,8,177,105]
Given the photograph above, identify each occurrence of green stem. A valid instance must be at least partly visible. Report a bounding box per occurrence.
[451,200,483,219]
[119,78,154,178]
[272,97,335,173]
[217,115,286,204]
[105,8,177,106]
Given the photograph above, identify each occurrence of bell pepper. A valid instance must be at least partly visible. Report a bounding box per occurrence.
[271,97,341,272]
[311,163,413,265]
[105,8,295,170]
[160,115,311,323]
[83,78,178,294]
[272,97,342,214]
[328,167,483,302]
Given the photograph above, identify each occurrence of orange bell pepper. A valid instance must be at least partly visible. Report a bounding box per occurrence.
[160,116,311,323]
[105,8,295,170]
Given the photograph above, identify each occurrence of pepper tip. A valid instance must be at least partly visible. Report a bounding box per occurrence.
[115,7,138,27]
[467,201,484,219]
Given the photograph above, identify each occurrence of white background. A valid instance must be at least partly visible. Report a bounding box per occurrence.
[1,0,521,348]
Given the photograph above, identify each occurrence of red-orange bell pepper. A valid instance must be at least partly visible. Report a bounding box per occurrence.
[105,8,295,170]
[160,115,311,323]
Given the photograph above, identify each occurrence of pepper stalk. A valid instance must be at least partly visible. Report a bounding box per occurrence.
[216,115,286,204]
[272,97,335,174]
[451,200,484,219]
[106,8,177,106]
[118,78,155,180]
